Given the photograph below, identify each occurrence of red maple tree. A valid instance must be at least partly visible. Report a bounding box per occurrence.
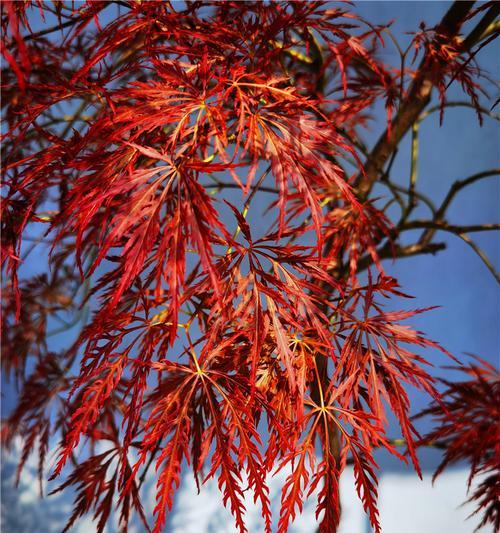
[1,2,499,532]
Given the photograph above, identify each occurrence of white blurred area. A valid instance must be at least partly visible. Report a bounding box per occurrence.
[378,470,490,533]
[167,467,488,533]
[166,466,365,533]
[2,441,489,533]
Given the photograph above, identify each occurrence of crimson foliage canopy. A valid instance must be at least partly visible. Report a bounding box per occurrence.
[1,2,499,532]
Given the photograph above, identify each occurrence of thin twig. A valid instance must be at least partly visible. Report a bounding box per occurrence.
[403,221,500,234]
[204,182,279,195]
[457,233,500,283]
[357,241,447,273]
[381,181,437,215]
[419,169,500,245]
[418,101,500,123]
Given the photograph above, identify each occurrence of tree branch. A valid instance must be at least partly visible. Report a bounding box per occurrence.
[462,3,500,50]
[403,221,500,234]
[310,5,477,495]
[204,182,279,195]
[357,241,447,273]
[457,233,500,283]
[356,1,476,199]
[418,169,500,245]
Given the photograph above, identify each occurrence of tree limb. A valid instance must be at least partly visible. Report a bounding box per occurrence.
[419,169,500,245]
[356,1,476,199]
[403,221,500,234]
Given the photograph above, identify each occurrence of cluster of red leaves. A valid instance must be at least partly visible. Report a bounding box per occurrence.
[410,10,490,124]
[1,2,494,533]
[418,359,500,532]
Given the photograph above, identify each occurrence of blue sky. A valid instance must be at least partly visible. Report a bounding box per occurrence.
[2,2,499,532]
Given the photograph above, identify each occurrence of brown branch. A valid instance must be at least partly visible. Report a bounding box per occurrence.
[403,221,500,234]
[419,169,500,245]
[204,182,279,195]
[309,7,492,529]
[310,5,477,496]
[457,233,500,283]
[357,241,447,273]
[356,1,476,199]
[418,101,500,123]
[14,2,131,44]
[397,221,500,282]
[19,18,79,43]
[462,3,500,50]
[381,180,437,215]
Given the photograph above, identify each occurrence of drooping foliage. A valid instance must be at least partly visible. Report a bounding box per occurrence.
[419,358,500,533]
[1,2,498,532]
